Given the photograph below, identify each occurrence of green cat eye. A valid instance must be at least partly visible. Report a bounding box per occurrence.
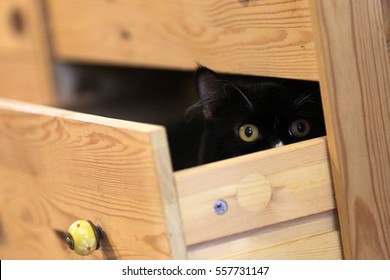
[239,124,261,142]
[289,119,310,138]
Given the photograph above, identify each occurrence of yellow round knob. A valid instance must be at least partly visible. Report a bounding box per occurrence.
[66,220,103,256]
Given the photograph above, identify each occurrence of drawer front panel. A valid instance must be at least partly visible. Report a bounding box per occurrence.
[175,137,335,245]
[188,210,342,259]
[0,61,52,104]
[0,98,184,259]
[47,0,318,80]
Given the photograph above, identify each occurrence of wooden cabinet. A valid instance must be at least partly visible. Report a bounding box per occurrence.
[0,0,389,259]
[0,98,340,259]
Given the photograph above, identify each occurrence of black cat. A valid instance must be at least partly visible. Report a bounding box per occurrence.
[189,66,326,164]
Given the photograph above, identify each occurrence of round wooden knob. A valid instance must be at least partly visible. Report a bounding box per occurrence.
[66,220,103,256]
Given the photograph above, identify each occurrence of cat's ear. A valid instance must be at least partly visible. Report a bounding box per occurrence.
[196,66,224,120]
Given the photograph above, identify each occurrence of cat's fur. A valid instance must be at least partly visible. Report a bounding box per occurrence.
[190,66,326,164]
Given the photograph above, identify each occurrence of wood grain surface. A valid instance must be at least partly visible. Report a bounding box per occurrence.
[175,137,336,245]
[0,98,185,259]
[310,0,390,259]
[232,231,341,260]
[188,210,342,259]
[47,0,318,80]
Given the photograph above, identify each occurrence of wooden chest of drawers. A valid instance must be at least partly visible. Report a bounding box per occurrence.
[0,98,340,259]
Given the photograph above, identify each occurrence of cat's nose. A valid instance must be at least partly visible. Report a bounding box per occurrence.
[271,140,284,148]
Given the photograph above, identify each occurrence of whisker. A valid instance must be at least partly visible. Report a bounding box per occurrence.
[293,90,321,109]
[220,80,255,112]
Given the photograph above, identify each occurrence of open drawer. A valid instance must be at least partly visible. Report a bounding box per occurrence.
[0,98,184,259]
[0,98,342,259]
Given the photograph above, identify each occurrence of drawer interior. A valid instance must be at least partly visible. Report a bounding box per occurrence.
[54,62,325,171]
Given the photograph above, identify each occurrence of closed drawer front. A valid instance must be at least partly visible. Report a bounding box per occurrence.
[0,63,51,103]
[47,0,318,80]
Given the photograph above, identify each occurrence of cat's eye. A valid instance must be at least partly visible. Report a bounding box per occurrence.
[239,124,261,142]
[289,119,310,138]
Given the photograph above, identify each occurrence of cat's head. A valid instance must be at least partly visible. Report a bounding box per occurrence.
[192,66,326,164]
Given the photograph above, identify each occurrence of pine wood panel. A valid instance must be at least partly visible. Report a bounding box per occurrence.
[0,98,185,259]
[47,0,318,80]
[232,231,342,260]
[310,0,390,259]
[188,210,342,259]
[175,137,336,245]
[0,0,55,104]
[0,62,48,104]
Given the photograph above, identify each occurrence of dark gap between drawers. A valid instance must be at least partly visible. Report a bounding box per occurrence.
[54,62,325,171]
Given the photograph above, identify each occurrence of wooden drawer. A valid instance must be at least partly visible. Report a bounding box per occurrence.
[0,98,185,259]
[176,135,341,259]
[0,98,341,259]
[47,0,318,80]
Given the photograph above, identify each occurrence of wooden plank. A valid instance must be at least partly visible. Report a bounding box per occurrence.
[310,0,390,259]
[0,61,50,104]
[175,137,336,245]
[231,231,342,260]
[47,0,318,80]
[188,210,342,259]
[150,130,188,259]
[0,98,185,259]
[0,0,55,104]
